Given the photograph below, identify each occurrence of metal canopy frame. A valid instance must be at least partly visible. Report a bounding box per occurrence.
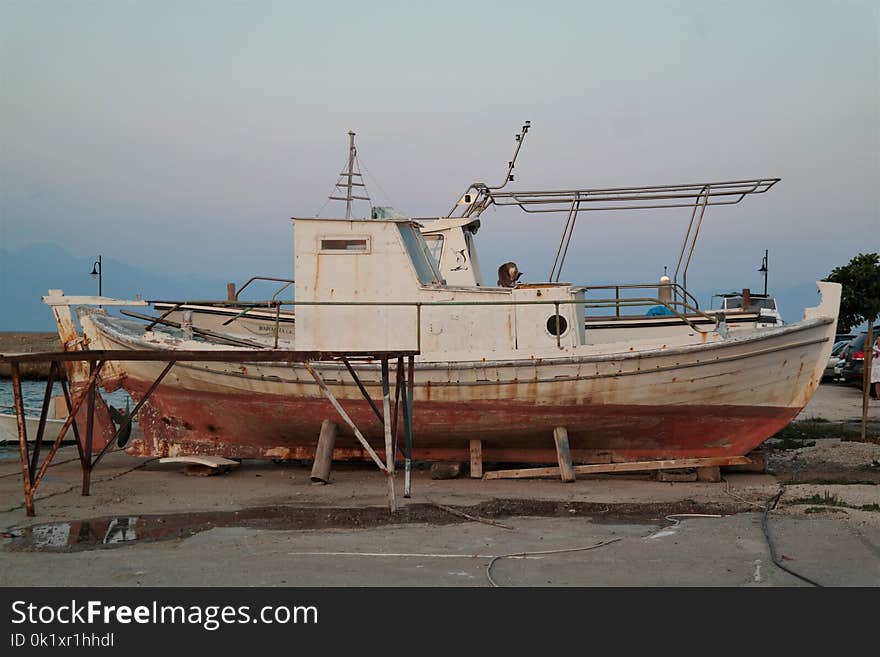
[465,178,780,216]
[447,121,780,305]
[464,177,780,300]
[1,348,417,517]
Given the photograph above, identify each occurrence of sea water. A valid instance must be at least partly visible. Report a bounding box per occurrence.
[0,379,132,458]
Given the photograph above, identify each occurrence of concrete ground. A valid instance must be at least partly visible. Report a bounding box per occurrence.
[798,379,880,422]
[0,383,878,587]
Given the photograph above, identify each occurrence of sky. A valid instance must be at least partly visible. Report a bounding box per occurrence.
[1,0,878,327]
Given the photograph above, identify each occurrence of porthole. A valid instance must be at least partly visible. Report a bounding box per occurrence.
[546,314,568,336]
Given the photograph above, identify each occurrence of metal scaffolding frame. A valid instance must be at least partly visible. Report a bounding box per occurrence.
[0,348,417,517]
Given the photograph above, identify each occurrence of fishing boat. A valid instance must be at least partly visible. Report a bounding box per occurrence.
[43,124,840,466]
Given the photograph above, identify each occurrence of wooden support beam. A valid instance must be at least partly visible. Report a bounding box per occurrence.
[469,439,483,479]
[484,456,751,480]
[724,449,766,473]
[302,362,387,472]
[310,419,338,484]
[552,427,576,482]
[381,358,396,513]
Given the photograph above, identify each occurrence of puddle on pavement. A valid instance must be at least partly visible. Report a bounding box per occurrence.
[2,499,741,552]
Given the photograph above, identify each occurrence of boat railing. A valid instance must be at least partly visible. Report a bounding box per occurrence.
[158,281,704,328]
[144,294,721,349]
[576,282,701,316]
[233,276,295,301]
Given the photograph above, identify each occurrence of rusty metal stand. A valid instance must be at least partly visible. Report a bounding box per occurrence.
[3,348,417,516]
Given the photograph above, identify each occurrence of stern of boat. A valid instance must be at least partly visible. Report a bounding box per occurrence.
[790,281,841,408]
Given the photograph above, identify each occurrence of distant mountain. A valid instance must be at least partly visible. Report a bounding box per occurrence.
[0,243,227,331]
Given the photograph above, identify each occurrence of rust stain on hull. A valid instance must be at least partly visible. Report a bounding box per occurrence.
[123,379,799,463]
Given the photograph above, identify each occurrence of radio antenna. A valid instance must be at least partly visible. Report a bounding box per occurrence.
[450,120,532,217]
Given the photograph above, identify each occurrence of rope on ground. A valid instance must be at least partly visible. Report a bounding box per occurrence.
[761,487,823,587]
[722,476,766,509]
[427,498,514,530]
[641,513,724,540]
[485,537,622,587]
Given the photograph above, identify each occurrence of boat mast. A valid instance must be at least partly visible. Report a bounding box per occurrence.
[328,130,370,219]
[345,131,356,219]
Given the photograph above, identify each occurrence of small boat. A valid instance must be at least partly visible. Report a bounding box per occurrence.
[0,404,69,445]
[0,399,134,446]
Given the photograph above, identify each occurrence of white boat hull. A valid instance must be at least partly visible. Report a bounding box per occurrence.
[78,282,838,464]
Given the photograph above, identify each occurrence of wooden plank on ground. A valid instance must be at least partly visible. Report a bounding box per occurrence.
[160,456,240,468]
[483,456,751,480]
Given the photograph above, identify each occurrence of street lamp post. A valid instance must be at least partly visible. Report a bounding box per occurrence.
[758,249,768,296]
[90,255,102,297]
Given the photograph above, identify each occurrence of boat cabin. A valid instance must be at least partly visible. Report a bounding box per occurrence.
[293,217,585,355]
[418,216,485,287]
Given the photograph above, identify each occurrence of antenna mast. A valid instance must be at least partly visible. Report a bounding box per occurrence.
[328,130,370,219]
[451,120,532,217]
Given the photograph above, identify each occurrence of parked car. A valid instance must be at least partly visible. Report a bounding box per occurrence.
[823,339,851,382]
[838,328,879,389]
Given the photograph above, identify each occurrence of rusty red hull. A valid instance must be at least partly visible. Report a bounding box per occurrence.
[124,378,798,464]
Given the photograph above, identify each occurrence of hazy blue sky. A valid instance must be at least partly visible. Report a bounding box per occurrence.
[1,1,877,315]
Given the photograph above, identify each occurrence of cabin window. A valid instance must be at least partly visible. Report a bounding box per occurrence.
[424,235,444,267]
[319,237,370,253]
[397,224,444,285]
[546,314,568,337]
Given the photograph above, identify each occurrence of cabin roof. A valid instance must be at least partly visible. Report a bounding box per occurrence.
[417,216,481,233]
[290,216,417,224]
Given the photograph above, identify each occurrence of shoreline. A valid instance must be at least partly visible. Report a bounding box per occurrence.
[0,332,63,379]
